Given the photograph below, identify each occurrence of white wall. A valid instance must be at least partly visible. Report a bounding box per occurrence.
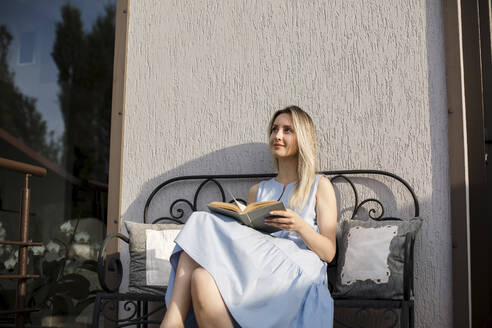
[121,0,451,326]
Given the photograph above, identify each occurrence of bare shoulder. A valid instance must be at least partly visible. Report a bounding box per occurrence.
[316,176,336,200]
[247,183,260,204]
[316,176,338,225]
[248,183,259,194]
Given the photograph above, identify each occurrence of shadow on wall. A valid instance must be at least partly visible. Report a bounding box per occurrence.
[122,142,274,223]
[121,142,418,228]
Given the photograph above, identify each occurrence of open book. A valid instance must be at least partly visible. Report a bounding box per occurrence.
[208,200,285,233]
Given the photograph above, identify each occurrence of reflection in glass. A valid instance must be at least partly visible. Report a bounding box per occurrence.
[0,1,116,326]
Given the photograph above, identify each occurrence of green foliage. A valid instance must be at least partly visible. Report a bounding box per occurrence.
[42,258,64,282]
[79,259,98,272]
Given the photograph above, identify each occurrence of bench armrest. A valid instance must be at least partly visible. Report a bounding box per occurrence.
[97,233,130,293]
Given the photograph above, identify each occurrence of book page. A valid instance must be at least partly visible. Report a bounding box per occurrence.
[208,200,281,214]
[234,200,246,212]
[208,201,241,213]
[244,200,280,213]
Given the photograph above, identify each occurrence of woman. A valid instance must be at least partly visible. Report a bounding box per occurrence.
[161,106,337,328]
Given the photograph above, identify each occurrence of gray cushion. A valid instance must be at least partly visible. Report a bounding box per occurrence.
[124,221,182,296]
[332,217,422,299]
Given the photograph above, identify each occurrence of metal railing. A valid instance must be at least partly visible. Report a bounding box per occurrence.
[0,157,46,328]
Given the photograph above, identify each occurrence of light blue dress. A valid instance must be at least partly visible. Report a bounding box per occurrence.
[165,175,334,327]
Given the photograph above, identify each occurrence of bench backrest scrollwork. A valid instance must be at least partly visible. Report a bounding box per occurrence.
[143,170,420,225]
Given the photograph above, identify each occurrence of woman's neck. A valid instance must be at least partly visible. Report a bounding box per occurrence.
[276,156,298,184]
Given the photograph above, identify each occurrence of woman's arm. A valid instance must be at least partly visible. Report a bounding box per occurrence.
[267,176,338,263]
[299,176,337,262]
[247,183,259,204]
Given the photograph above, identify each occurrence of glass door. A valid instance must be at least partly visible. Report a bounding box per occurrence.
[0,0,116,326]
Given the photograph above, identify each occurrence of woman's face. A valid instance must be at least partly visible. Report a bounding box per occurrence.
[269,113,299,159]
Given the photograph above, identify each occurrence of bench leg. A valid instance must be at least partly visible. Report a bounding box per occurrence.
[400,302,410,328]
[92,294,102,328]
[409,302,415,328]
[143,301,149,328]
[137,301,142,328]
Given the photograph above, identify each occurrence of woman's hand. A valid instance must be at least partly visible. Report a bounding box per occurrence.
[265,209,309,233]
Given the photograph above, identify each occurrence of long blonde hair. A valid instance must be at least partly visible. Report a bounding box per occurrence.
[268,106,318,209]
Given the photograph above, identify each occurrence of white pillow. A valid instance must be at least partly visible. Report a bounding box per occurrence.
[146,229,181,286]
[340,225,397,285]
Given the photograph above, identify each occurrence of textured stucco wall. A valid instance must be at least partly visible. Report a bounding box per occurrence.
[121,0,451,326]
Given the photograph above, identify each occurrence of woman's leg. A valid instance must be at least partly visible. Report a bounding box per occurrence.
[190,267,234,328]
[161,251,200,328]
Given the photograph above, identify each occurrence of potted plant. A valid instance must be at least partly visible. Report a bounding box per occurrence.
[0,219,101,327]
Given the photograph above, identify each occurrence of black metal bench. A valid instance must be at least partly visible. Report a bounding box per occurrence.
[93,170,419,327]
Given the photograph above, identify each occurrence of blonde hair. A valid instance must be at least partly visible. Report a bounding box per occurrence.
[268,106,318,209]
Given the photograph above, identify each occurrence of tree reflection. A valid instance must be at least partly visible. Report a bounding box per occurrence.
[52,3,114,219]
[0,25,60,163]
